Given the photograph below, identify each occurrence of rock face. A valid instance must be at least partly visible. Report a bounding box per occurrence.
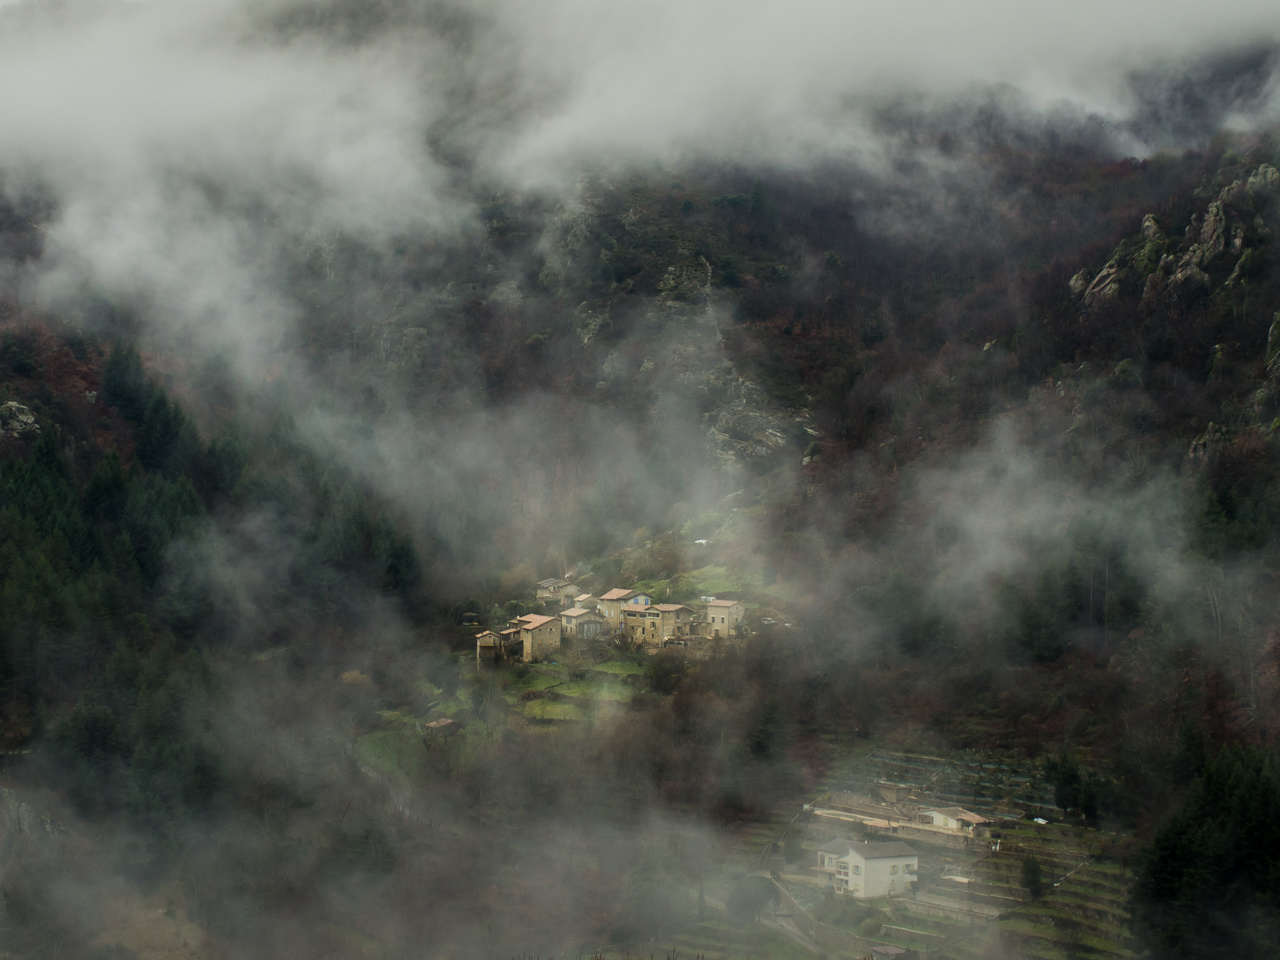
[0,786,53,841]
[1078,162,1278,310]
[0,401,39,438]
[1078,216,1167,307]
[706,375,792,470]
[1247,163,1279,198]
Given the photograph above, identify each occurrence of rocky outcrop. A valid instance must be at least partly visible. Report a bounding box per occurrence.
[1079,162,1278,310]
[1247,163,1279,199]
[1189,421,1229,463]
[1077,215,1168,308]
[657,257,711,306]
[1252,312,1280,422]
[0,401,38,438]
[706,375,791,469]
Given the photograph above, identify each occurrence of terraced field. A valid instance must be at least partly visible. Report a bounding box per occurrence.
[934,862,1138,960]
[785,814,1136,960]
[834,751,1062,816]
[882,903,981,951]
[591,919,817,960]
[729,810,795,858]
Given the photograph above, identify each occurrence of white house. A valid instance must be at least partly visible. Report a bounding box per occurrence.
[917,807,990,831]
[813,840,918,898]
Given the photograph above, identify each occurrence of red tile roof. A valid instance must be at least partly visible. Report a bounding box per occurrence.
[600,588,634,601]
[517,614,559,630]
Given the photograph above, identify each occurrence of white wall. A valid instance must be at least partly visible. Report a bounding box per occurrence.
[839,853,918,898]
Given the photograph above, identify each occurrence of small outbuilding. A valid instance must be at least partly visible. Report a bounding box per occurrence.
[918,806,991,831]
[423,718,462,739]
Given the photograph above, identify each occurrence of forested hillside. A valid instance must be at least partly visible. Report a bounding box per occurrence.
[0,3,1279,952]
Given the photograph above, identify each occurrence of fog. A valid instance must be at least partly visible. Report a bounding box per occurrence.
[1,1,1279,958]
[1,0,1276,372]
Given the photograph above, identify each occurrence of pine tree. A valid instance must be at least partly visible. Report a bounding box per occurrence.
[1132,745,1280,958]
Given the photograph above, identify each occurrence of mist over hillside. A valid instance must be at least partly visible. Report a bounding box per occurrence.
[1,2,1280,959]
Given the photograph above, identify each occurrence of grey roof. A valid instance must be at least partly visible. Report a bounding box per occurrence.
[853,841,917,860]
[818,839,858,855]
[818,839,916,859]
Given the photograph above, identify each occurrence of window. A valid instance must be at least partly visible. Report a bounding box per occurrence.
[853,865,861,875]
[891,865,899,875]
[906,864,916,875]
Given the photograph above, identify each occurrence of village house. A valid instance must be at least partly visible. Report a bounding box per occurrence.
[621,601,693,647]
[599,589,653,631]
[917,807,991,831]
[511,614,562,661]
[654,603,695,639]
[498,625,521,656]
[572,593,598,611]
[598,588,634,629]
[560,607,606,640]
[623,603,662,645]
[813,839,918,898]
[475,630,503,667]
[701,598,745,638]
[536,577,579,609]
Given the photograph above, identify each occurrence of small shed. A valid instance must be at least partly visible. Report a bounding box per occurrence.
[423,718,462,739]
[871,947,906,959]
[475,630,503,667]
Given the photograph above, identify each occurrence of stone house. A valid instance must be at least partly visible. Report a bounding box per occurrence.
[623,603,662,645]
[560,607,606,640]
[621,602,695,647]
[498,626,520,655]
[599,589,653,631]
[701,599,745,638]
[475,630,503,667]
[572,593,598,611]
[512,614,562,661]
[653,604,695,639]
[813,839,918,898]
[536,577,579,608]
